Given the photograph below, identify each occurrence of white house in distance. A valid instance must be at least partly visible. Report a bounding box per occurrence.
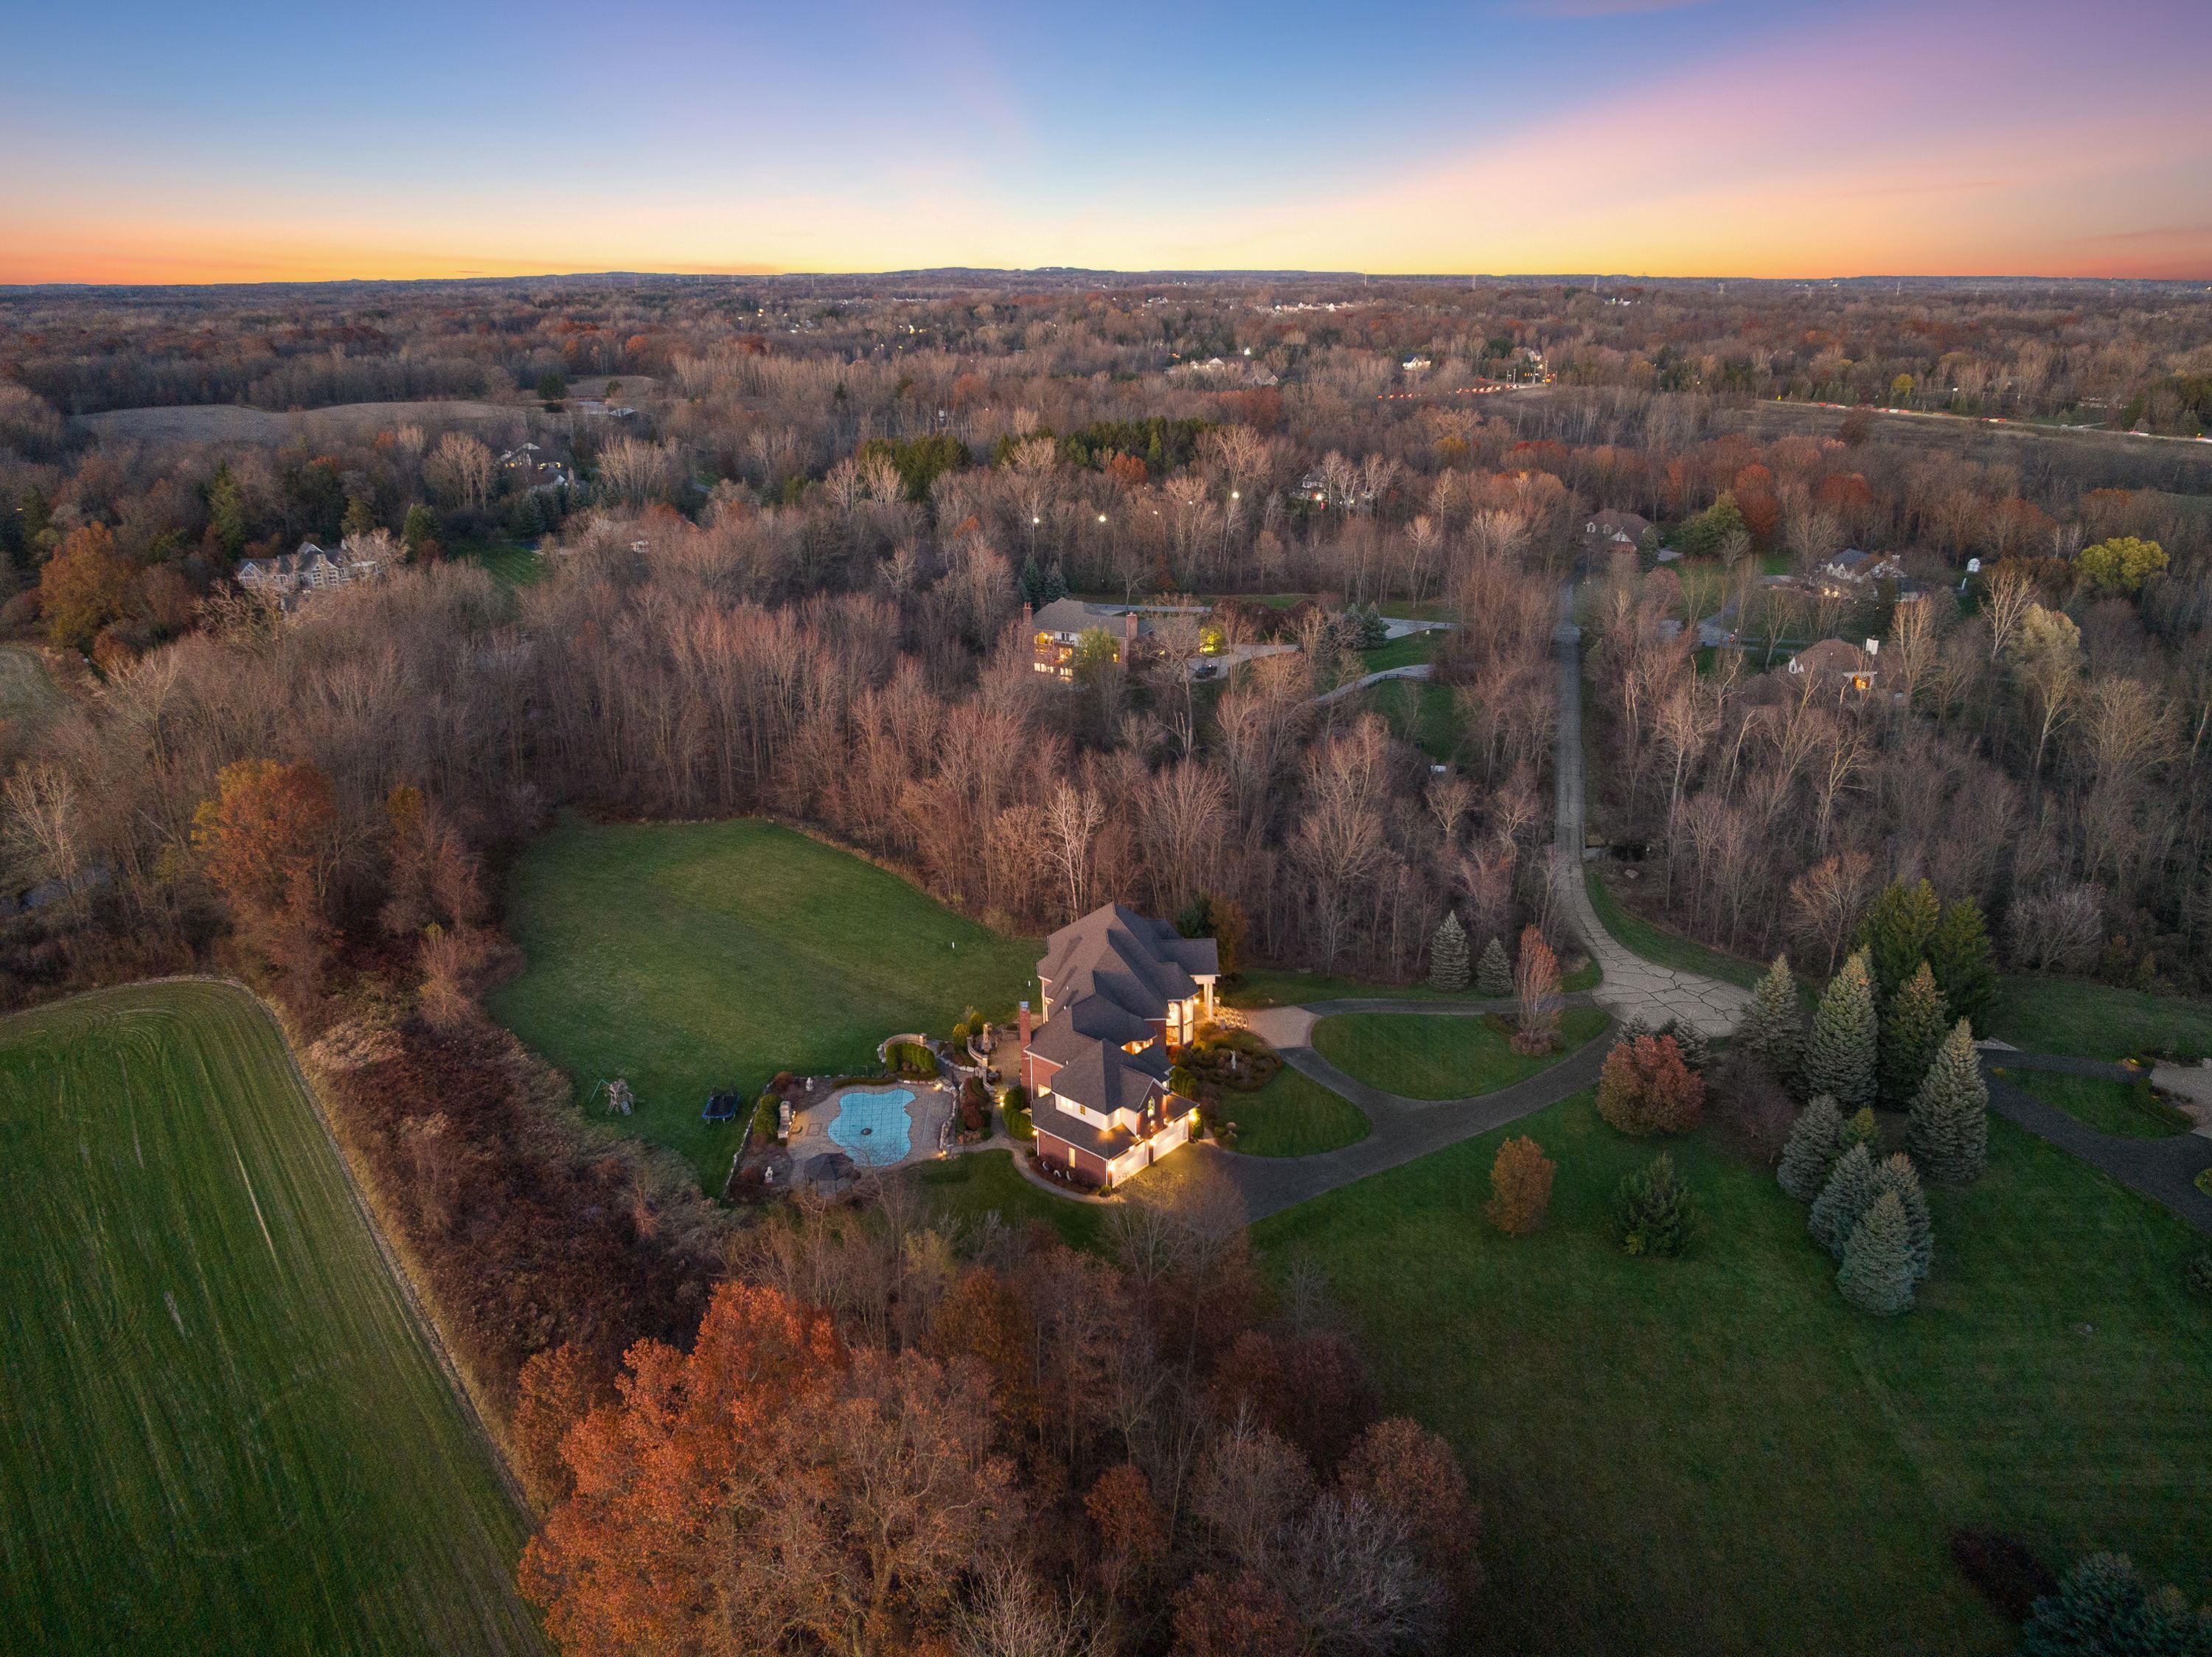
[236,538,393,601]
[1018,904,1218,1189]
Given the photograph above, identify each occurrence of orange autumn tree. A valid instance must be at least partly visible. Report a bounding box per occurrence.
[1596,1033,1706,1136]
[1484,1135,1556,1237]
[39,521,135,653]
[1511,925,1562,1055]
[521,1282,1018,1657]
[190,757,341,994]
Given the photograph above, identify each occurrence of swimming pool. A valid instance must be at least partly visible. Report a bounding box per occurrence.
[826,1087,915,1167]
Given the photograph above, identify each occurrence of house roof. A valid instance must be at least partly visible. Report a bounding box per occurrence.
[1030,599,1156,639]
[1045,1037,1170,1120]
[1788,638,1874,677]
[1039,903,1218,1025]
[1029,993,1156,1064]
[1586,509,1651,538]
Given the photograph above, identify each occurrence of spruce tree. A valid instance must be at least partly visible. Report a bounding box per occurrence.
[1857,878,1941,1001]
[1878,960,1949,1110]
[1475,937,1514,997]
[1660,1017,1711,1072]
[1840,1105,1881,1155]
[1614,1153,1696,1259]
[1838,1190,1916,1315]
[1018,552,1046,607]
[1804,948,1878,1111]
[1777,1094,1844,1203]
[1871,1153,1934,1285]
[1042,561,1070,602]
[1929,897,1998,1037]
[1428,911,1470,992]
[1739,954,1804,1083]
[1907,1018,1989,1184]
[1809,1141,1882,1258]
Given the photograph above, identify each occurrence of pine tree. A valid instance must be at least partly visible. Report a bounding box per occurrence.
[2021,1554,2208,1657]
[1879,961,1949,1110]
[1428,911,1470,992]
[1929,898,1998,1037]
[1019,553,1046,607]
[1804,948,1877,1111]
[1837,1190,1916,1315]
[1857,878,1941,1001]
[1475,937,1514,997]
[1840,1105,1880,1154]
[1659,1017,1711,1072]
[1907,1018,1989,1184]
[1614,1153,1696,1259]
[1042,561,1070,602]
[1809,1141,1882,1258]
[1777,1094,1845,1202]
[1871,1153,1934,1285]
[1739,954,1804,1083]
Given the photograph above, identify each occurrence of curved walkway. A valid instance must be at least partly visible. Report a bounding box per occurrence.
[1312,661,1431,706]
[1982,1052,2212,1233]
[1551,583,1750,1036]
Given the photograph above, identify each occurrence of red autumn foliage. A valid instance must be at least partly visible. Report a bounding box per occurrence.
[1339,1417,1483,1596]
[1171,1569,1301,1657]
[1596,1033,1707,1136]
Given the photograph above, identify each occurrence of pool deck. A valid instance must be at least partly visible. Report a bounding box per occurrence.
[787,1080,953,1186]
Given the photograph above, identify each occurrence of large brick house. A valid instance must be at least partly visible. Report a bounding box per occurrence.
[1028,598,1155,680]
[1018,903,1219,1188]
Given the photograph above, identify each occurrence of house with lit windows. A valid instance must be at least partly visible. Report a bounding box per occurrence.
[1018,904,1218,1188]
[1027,598,1155,679]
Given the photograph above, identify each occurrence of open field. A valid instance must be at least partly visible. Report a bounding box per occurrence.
[1255,1088,2212,1657]
[1223,1064,1371,1156]
[490,817,1040,1190]
[76,398,533,445]
[0,982,539,1656]
[450,537,544,589]
[1989,975,2212,1063]
[1312,1004,1610,1100]
[0,643,65,724]
[2000,1068,2196,1139]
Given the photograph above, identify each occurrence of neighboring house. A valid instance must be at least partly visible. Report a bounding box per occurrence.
[1401,355,1433,372]
[1019,904,1219,1189]
[501,442,577,491]
[1580,509,1652,553]
[1028,598,1155,679]
[236,538,392,600]
[1292,470,1375,511]
[1815,548,1905,595]
[1786,637,1879,695]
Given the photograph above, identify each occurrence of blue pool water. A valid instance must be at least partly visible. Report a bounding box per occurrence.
[827,1087,915,1166]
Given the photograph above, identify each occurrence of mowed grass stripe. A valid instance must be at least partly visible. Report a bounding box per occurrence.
[0,982,540,1656]
[490,817,1041,1190]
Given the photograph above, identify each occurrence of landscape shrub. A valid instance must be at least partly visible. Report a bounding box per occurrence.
[1485,1135,1556,1237]
[1181,1028,1282,1092]
[1596,1034,1705,1136]
[1808,1142,1882,1259]
[750,1091,779,1145]
[1949,1528,2057,1624]
[1474,937,1514,997]
[959,1075,989,1136]
[1837,1189,1916,1316]
[1776,1094,1845,1201]
[2020,1553,2212,1656]
[1001,1083,1033,1142]
[1614,1153,1696,1258]
[888,1040,936,1078]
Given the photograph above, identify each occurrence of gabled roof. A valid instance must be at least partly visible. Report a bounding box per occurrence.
[1788,638,1874,677]
[1046,1037,1169,1119]
[1040,903,1218,1025]
[1030,993,1156,1064]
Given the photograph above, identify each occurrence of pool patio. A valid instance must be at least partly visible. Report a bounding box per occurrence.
[786,1080,953,1189]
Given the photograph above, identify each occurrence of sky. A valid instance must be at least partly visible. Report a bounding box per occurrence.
[2,0,2209,284]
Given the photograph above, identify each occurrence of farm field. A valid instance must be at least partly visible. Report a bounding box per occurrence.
[490,816,1040,1190]
[1255,1088,2212,1657]
[73,398,533,445]
[1312,1004,1610,1100]
[0,981,540,1656]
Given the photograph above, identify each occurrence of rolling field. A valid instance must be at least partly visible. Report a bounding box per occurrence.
[1256,1088,2212,1656]
[74,399,529,445]
[490,816,1040,1190]
[0,981,540,1655]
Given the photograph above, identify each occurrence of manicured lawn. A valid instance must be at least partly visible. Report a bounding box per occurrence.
[2000,1069,2196,1138]
[1585,866,1767,990]
[1229,959,1598,1010]
[1360,629,1447,674]
[451,536,543,588]
[490,816,1040,1190]
[1222,1065,1371,1157]
[1374,675,1462,763]
[1989,975,2212,1063]
[1312,1005,1610,1100]
[0,983,539,1656]
[1255,1090,2212,1656]
[905,1149,1102,1251]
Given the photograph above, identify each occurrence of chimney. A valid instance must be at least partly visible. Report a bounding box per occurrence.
[1018,1000,1034,1093]
[1124,610,1138,653]
[1022,600,1032,631]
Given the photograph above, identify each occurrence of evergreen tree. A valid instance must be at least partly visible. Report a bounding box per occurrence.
[1804,949,1878,1111]
[1739,954,1804,1083]
[1428,911,1470,992]
[1857,878,1941,1001]
[1777,1094,1845,1202]
[1042,561,1070,602]
[1907,1018,1989,1184]
[1840,1105,1881,1153]
[1879,961,1949,1110]
[2019,1553,2211,1657]
[400,503,439,557]
[1613,1011,1654,1051]
[1475,937,1514,997]
[1614,1153,1696,1259]
[1838,1190,1916,1315]
[1871,1153,1934,1285]
[206,464,247,557]
[1929,898,1999,1037]
[1019,553,1046,607]
[1809,1141,1882,1258]
[1659,1017,1711,1072]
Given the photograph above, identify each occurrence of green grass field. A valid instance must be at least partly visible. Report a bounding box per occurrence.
[1312,1005,1610,1100]
[1585,866,1769,990]
[0,982,540,1656]
[903,1149,1102,1250]
[451,537,543,589]
[1222,1065,1371,1156]
[1989,975,2212,1063]
[490,817,1040,1190]
[1360,630,1447,674]
[1255,1088,2212,1656]
[2000,1069,2196,1138]
[1374,675,1461,762]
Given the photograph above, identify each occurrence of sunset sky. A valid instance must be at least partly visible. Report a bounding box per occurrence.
[4,0,2208,284]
